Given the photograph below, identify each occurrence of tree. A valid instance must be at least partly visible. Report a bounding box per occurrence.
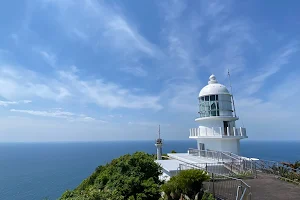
[161,169,210,200]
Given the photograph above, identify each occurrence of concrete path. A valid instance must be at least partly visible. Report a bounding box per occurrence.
[245,173,300,200]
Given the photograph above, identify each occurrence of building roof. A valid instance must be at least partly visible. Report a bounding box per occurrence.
[199,74,230,97]
[155,159,185,172]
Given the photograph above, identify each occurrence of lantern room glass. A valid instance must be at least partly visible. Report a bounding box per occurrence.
[199,95,220,118]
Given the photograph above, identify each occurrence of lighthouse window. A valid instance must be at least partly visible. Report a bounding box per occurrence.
[199,95,221,117]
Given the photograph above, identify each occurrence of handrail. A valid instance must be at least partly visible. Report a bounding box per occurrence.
[189,126,247,137]
[189,148,242,163]
[236,185,242,200]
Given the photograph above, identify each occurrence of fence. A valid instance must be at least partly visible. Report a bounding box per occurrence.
[204,173,252,200]
[178,163,252,200]
[179,162,235,175]
[187,149,300,185]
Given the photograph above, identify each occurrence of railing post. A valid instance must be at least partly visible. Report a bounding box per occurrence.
[206,127,207,136]
[233,127,236,136]
[212,173,215,199]
[220,127,222,135]
[240,127,243,136]
[227,127,230,136]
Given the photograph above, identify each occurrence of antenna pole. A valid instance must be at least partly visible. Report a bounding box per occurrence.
[228,69,237,117]
[158,125,161,139]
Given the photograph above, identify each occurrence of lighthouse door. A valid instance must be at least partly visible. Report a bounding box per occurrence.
[224,121,229,135]
[199,143,205,150]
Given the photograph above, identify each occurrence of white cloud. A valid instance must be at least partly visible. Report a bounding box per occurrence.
[0,100,32,107]
[43,0,160,57]
[59,70,162,110]
[128,121,170,127]
[10,33,19,45]
[120,65,148,77]
[10,108,105,123]
[242,41,299,95]
[0,101,18,107]
[0,65,70,101]
[252,41,298,82]
[39,50,57,67]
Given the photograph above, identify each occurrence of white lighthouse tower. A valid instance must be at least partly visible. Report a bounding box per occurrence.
[189,74,247,155]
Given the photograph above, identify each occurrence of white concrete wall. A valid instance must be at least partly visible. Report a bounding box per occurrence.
[196,138,241,155]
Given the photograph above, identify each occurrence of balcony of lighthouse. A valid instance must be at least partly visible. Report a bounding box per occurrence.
[189,127,247,139]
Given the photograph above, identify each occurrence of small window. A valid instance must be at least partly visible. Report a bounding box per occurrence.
[211,103,216,110]
[211,111,216,116]
[210,95,215,101]
[205,96,209,101]
[216,95,218,100]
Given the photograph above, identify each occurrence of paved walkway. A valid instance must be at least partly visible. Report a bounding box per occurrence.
[245,173,300,200]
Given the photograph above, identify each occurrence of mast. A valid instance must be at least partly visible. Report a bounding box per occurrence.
[228,69,237,117]
[155,125,162,160]
[158,125,161,139]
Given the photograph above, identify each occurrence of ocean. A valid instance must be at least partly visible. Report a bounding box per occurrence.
[0,140,299,200]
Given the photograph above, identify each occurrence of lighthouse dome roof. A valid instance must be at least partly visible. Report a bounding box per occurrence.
[199,74,230,97]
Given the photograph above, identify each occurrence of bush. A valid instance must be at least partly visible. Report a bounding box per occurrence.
[162,169,210,199]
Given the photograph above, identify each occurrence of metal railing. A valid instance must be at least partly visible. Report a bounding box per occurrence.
[249,159,300,183]
[179,162,235,175]
[189,127,247,137]
[188,149,300,183]
[204,173,252,200]
[188,149,242,163]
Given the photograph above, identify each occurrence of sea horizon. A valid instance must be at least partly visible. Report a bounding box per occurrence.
[0,140,299,200]
[1,139,299,143]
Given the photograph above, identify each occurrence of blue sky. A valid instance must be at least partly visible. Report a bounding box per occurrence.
[0,0,299,142]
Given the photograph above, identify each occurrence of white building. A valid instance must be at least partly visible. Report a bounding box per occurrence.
[156,74,249,180]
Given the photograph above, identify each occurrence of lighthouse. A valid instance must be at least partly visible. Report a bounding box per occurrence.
[189,74,247,155]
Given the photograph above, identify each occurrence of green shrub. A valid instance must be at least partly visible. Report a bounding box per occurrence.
[162,169,210,199]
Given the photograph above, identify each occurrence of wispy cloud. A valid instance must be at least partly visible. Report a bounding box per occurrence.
[0,100,31,107]
[245,41,299,95]
[10,108,105,123]
[0,65,70,101]
[253,41,298,82]
[59,70,162,110]
[43,0,160,57]
[162,82,199,113]
[120,65,148,77]
[39,50,57,68]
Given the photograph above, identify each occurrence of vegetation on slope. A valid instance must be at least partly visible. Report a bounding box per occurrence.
[60,152,163,200]
[60,152,212,200]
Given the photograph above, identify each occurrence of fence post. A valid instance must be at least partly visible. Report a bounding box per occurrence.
[206,163,208,172]
[212,173,215,198]
[254,161,257,178]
